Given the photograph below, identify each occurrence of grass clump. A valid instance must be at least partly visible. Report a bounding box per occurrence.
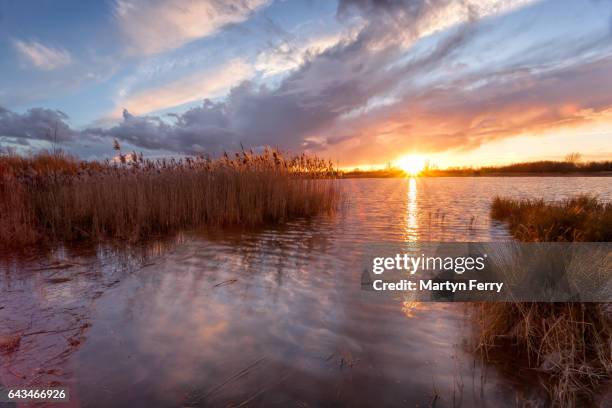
[475,302,611,406]
[0,148,341,247]
[491,195,612,242]
[476,195,612,406]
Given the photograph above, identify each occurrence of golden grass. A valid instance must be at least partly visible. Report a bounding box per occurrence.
[491,195,612,242]
[476,195,612,406]
[0,148,341,247]
[475,302,611,406]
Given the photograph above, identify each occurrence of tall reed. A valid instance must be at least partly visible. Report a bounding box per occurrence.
[0,148,341,247]
[476,195,612,406]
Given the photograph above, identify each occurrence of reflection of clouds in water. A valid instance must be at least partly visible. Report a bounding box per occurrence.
[4,178,612,405]
[79,239,348,405]
[0,236,189,389]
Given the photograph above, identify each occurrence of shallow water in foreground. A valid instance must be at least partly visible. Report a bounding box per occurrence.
[1,177,611,407]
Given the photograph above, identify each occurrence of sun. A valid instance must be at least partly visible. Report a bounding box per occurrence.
[397,154,426,176]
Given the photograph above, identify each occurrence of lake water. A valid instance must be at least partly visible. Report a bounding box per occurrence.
[1,177,611,407]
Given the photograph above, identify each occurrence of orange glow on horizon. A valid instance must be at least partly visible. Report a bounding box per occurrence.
[397,154,426,176]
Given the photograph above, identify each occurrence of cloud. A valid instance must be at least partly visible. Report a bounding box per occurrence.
[6,0,612,167]
[317,54,612,163]
[77,0,536,155]
[0,106,74,143]
[83,24,477,154]
[336,0,534,47]
[115,0,270,55]
[13,40,72,70]
[83,106,232,153]
[115,59,253,115]
[255,32,348,76]
[78,0,612,162]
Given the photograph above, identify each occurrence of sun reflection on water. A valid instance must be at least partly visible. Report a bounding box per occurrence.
[403,177,418,242]
[401,178,422,319]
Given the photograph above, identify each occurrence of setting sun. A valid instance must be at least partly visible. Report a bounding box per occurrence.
[397,155,426,176]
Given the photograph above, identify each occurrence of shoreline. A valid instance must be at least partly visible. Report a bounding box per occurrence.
[343,172,612,178]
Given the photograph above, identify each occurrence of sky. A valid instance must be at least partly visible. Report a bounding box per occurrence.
[0,0,611,169]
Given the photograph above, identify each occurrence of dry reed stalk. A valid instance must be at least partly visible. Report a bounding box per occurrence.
[0,149,341,247]
[476,195,612,406]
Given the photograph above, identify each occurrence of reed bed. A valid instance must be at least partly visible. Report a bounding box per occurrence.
[0,148,341,247]
[475,195,612,406]
[491,195,612,242]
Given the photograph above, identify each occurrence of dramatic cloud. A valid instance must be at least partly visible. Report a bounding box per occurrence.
[115,0,270,55]
[319,55,612,163]
[82,0,512,154]
[84,106,232,153]
[336,0,534,46]
[13,40,72,70]
[4,0,612,166]
[0,106,74,143]
[115,59,253,115]
[255,32,347,76]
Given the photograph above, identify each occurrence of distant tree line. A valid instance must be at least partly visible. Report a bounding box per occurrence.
[343,155,612,178]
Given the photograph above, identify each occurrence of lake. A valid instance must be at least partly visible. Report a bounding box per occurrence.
[1,177,611,407]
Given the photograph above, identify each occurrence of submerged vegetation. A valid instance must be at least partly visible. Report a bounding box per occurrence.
[0,147,341,248]
[478,195,612,406]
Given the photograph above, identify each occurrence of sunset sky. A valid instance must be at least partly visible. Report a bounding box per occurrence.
[1,0,611,168]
